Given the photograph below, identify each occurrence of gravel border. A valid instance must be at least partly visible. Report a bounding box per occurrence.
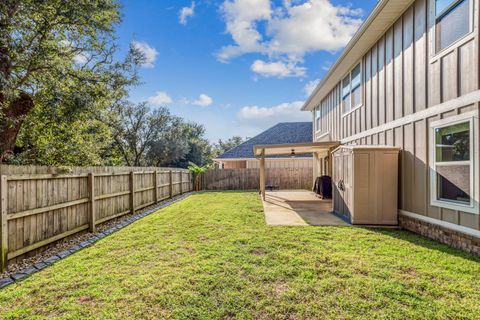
[0,192,193,289]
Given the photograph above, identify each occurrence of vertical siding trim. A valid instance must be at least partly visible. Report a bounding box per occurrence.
[456,47,461,99]
[412,4,417,114]
[383,33,388,125]
[399,16,404,119]
[424,0,430,109]
[367,48,373,129]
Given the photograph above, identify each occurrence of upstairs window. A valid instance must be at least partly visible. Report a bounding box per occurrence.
[435,0,471,52]
[342,63,362,114]
[315,106,321,132]
[430,114,478,213]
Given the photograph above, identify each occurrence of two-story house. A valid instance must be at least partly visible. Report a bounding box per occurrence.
[302,0,480,254]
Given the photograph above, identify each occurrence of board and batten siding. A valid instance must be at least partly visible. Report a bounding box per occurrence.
[313,0,480,230]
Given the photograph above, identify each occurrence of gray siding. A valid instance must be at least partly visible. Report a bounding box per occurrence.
[313,0,480,230]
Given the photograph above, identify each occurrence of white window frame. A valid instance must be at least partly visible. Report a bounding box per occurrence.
[429,112,479,214]
[341,62,362,116]
[314,105,321,133]
[431,0,475,58]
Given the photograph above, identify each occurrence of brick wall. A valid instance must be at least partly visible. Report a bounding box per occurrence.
[399,214,480,256]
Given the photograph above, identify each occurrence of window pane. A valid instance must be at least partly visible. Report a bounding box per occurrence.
[437,164,470,204]
[315,107,321,131]
[435,121,469,162]
[436,0,457,16]
[436,0,470,51]
[351,86,361,108]
[342,75,350,98]
[351,64,361,89]
[343,94,351,113]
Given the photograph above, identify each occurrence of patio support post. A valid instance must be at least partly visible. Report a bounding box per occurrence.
[328,147,334,176]
[260,156,266,200]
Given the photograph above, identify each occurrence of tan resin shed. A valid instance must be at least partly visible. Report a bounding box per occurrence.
[332,145,400,225]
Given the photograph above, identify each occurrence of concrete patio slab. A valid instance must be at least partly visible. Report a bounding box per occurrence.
[262,190,349,226]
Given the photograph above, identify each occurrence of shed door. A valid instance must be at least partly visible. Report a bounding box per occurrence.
[342,152,353,220]
[332,153,343,215]
[333,151,352,220]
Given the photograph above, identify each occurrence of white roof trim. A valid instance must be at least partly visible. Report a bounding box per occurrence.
[302,0,415,111]
[213,157,312,162]
[253,141,340,157]
[212,154,311,163]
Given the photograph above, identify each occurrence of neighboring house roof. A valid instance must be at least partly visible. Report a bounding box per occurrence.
[302,0,415,111]
[216,122,313,159]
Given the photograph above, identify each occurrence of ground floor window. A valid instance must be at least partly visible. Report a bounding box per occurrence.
[429,112,478,213]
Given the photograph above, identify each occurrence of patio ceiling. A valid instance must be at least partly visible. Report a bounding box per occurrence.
[253,141,340,158]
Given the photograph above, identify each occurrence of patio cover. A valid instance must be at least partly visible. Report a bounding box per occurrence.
[253,141,340,200]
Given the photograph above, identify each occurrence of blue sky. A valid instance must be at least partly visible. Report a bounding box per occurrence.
[115,0,377,142]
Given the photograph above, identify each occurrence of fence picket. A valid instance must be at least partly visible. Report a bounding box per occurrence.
[201,168,313,191]
[0,165,192,267]
[88,173,96,233]
[1,175,8,271]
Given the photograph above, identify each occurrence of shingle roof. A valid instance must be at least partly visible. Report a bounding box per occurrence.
[216,122,313,159]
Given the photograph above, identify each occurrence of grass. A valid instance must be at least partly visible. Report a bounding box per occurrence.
[0,191,479,319]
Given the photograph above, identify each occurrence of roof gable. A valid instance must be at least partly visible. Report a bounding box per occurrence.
[216,122,313,159]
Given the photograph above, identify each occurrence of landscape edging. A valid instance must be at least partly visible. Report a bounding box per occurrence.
[0,193,193,290]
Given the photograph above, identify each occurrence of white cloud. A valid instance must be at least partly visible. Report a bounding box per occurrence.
[303,79,320,97]
[180,94,214,107]
[147,91,173,105]
[73,53,89,65]
[266,1,363,56]
[131,41,158,68]
[217,0,271,62]
[237,100,310,128]
[251,59,305,78]
[58,41,89,65]
[218,0,363,77]
[321,60,333,71]
[179,2,195,25]
[192,94,213,106]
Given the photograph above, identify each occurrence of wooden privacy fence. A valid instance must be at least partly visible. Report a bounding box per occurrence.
[200,168,313,191]
[0,166,192,271]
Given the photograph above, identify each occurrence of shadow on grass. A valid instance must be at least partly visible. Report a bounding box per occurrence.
[366,227,480,262]
[193,191,480,261]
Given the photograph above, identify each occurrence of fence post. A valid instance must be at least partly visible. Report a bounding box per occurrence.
[1,175,8,272]
[153,170,158,203]
[129,171,135,214]
[180,172,183,194]
[88,173,96,233]
[169,170,173,198]
[188,172,193,191]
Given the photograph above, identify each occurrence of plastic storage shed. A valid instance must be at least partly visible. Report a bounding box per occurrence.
[332,145,400,225]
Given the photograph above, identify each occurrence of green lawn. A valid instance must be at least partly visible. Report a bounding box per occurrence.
[0,192,479,319]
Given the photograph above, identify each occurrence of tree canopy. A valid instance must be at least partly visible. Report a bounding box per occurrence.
[212,136,245,158]
[0,1,237,168]
[0,0,128,159]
